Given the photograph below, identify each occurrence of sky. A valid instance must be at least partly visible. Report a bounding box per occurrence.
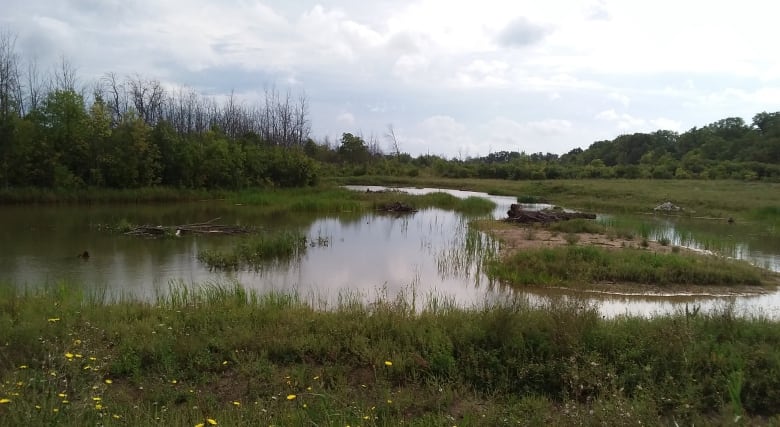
[2,0,779,158]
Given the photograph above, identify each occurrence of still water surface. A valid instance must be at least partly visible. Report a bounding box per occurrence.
[1,186,778,318]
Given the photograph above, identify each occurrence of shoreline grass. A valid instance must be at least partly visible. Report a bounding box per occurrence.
[1,283,779,425]
[197,232,308,270]
[487,245,769,288]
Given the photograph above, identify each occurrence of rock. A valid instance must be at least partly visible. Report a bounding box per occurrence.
[654,201,681,212]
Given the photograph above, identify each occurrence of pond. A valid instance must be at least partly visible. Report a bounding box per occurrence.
[1,186,778,318]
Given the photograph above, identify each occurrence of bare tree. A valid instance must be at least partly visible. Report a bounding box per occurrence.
[386,123,401,157]
[0,30,21,120]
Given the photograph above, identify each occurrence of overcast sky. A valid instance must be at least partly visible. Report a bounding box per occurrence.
[2,0,779,157]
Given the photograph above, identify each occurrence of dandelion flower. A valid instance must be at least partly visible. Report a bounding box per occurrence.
[232,401,240,406]
[105,379,113,384]
[286,394,297,401]
[47,318,60,323]
[112,414,121,419]
[195,424,205,427]
[207,419,218,425]
[65,352,74,359]
[95,403,103,410]
[0,398,11,404]
[58,393,67,398]
[384,360,393,367]
[92,397,102,401]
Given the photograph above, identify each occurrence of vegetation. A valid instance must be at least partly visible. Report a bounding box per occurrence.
[487,246,769,288]
[1,283,779,425]
[198,232,308,270]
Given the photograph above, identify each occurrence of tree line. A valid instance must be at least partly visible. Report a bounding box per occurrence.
[2,29,780,189]
[0,31,317,189]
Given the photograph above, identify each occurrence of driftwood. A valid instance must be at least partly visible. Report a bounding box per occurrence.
[378,202,418,213]
[124,217,250,237]
[505,204,596,223]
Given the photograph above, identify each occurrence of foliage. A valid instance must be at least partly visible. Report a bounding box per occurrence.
[1,283,780,425]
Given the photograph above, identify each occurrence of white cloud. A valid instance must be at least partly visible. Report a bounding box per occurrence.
[337,112,356,125]
[2,0,779,156]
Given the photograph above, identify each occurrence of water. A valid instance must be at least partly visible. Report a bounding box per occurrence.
[0,187,778,318]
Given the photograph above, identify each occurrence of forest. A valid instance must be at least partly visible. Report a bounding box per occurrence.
[2,31,780,190]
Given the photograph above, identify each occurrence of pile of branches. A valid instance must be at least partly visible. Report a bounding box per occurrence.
[505,204,596,224]
[124,218,250,237]
[378,202,418,213]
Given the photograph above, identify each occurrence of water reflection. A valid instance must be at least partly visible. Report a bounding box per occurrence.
[0,187,778,319]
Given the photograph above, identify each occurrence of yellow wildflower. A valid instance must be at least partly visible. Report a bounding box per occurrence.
[92,397,102,401]
[19,365,28,369]
[58,393,67,398]
[171,379,178,384]
[105,379,113,384]
[47,318,60,323]
[232,401,240,406]
[384,360,393,367]
[286,394,297,400]
[112,414,121,419]
[207,419,218,425]
[95,403,103,410]
[195,424,205,427]
[65,352,74,359]
[0,398,11,404]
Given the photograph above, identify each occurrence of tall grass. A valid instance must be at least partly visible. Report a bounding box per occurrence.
[488,246,767,287]
[197,231,307,270]
[1,283,779,425]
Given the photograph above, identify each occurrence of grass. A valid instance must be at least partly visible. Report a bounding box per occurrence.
[487,245,769,288]
[330,176,780,225]
[0,186,225,204]
[198,231,308,270]
[1,283,780,425]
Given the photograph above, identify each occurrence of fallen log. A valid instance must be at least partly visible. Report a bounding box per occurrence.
[505,204,596,223]
[378,202,418,213]
[124,217,251,237]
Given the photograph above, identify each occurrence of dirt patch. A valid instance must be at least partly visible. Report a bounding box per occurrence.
[482,221,777,295]
[489,225,675,256]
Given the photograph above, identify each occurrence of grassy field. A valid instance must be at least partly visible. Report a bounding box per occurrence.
[331,176,780,223]
[1,283,779,426]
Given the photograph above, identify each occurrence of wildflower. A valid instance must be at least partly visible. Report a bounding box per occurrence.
[313,375,319,380]
[286,394,297,401]
[105,379,113,384]
[306,386,312,391]
[232,401,240,406]
[207,419,218,425]
[112,414,121,419]
[47,318,60,323]
[222,360,228,365]
[58,393,67,398]
[65,352,74,359]
[303,403,308,408]
[387,399,393,404]
[53,408,59,413]
[95,403,103,410]
[35,405,41,409]
[0,398,11,404]
[92,397,102,401]
[171,379,177,384]
[19,365,28,369]
[384,360,393,367]
[74,339,82,346]
[196,424,205,427]
[363,416,370,420]
[62,400,69,404]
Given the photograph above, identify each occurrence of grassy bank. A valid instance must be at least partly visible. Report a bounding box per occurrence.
[1,283,779,425]
[487,245,768,288]
[0,187,227,204]
[330,176,780,223]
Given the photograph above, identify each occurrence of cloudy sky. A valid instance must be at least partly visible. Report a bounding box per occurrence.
[2,0,779,157]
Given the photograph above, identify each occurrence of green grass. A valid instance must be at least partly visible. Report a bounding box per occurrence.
[1,283,780,425]
[0,186,225,204]
[198,231,308,270]
[329,176,780,224]
[487,246,769,288]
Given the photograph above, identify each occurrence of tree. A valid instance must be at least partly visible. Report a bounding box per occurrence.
[338,133,370,164]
